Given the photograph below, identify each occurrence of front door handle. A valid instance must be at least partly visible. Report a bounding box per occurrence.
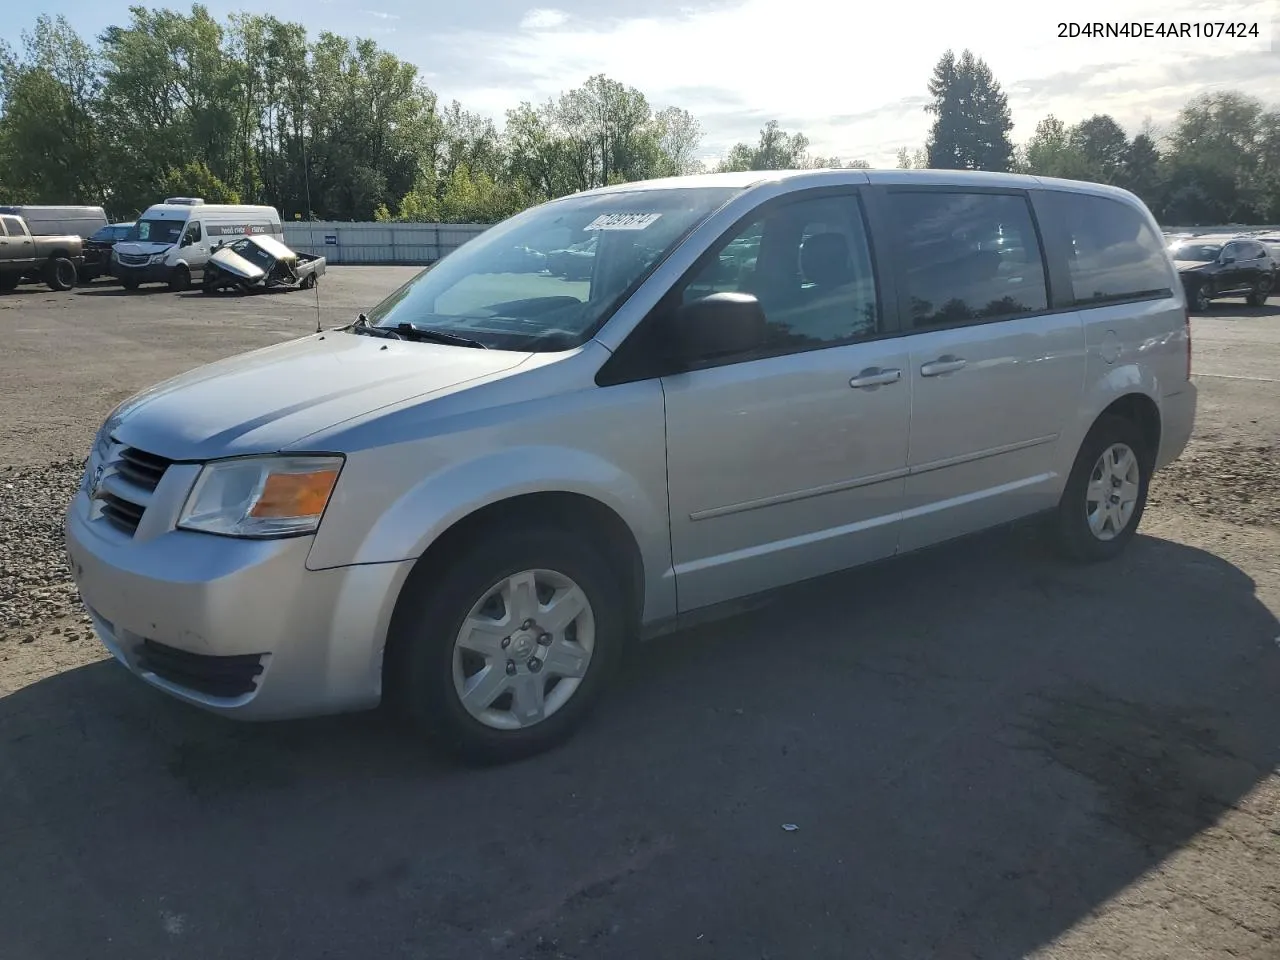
[849,367,902,389]
[920,355,967,377]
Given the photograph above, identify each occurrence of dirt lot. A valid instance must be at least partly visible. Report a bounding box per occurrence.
[1,270,1277,960]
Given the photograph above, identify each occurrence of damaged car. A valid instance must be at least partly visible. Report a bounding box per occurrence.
[202,234,326,294]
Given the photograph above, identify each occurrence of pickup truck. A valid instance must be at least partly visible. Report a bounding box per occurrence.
[0,214,84,291]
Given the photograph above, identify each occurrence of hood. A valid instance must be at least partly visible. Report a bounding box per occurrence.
[1174,259,1213,271]
[209,245,267,281]
[115,241,174,257]
[110,332,533,461]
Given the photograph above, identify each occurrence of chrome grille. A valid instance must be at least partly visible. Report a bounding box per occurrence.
[93,444,173,537]
[118,253,150,266]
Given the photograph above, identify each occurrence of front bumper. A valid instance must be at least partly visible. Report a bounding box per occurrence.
[64,477,414,720]
[114,262,172,284]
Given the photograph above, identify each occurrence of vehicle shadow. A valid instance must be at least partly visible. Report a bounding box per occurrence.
[2,527,1276,960]
[1194,302,1280,318]
[74,286,172,297]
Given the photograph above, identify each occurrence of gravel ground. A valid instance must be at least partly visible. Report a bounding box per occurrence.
[2,276,1278,960]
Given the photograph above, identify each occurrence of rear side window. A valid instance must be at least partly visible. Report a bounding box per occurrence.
[1041,191,1172,305]
[887,191,1048,328]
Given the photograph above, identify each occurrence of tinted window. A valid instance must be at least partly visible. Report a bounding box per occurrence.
[889,192,1047,328]
[680,194,879,351]
[0,216,24,237]
[1043,192,1173,305]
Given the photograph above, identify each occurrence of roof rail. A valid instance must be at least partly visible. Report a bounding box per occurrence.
[163,197,205,205]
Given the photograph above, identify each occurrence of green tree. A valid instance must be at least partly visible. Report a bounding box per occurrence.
[652,105,704,176]
[1069,114,1129,184]
[718,120,811,171]
[0,16,106,205]
[1020,114,1095,180]
[924,49,1014,171]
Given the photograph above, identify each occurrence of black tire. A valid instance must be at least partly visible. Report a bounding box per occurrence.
[300,273,317,289]
[1245,277,1271,307]
[0,273,19,292]
[44,257,76,291]
[1049,414,1151,563]
[121,277,139,291]
[385,524,627,765]
[168,265,191,291]
[1191,283,1211,312]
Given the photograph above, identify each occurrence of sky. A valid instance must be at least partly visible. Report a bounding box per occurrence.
[6,0,1280,166]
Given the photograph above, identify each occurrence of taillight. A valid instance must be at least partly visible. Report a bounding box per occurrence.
[1184,307,1192,379]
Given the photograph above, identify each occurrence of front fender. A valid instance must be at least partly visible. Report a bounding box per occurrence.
[306,444,677,624]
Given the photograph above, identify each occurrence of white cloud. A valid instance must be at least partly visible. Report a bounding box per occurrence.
[360,9,400,19]
[429,0,1280,166]
[519,8,569,30]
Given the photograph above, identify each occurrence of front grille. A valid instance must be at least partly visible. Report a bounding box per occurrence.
[136,639,265,698]
[94,445,173,536]
[116,446,169,491]
[118,253,149,266]
[100,491,145,534]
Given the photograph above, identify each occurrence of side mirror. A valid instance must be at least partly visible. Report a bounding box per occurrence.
[1220,254,1235,264]
[664,291,769,367]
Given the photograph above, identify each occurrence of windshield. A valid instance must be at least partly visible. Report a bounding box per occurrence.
[366,186,740,350]
[226,237,277,271]
[134,218,184,244]
[1170,242,1222,261]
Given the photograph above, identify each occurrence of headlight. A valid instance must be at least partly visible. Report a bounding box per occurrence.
[177,455,344,538]
[150,253,166,264]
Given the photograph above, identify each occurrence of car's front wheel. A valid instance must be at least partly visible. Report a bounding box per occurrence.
[1049,415,1150,563]
[387,524,626,764]
[1191,283,1211,312]
[44,257,76,291]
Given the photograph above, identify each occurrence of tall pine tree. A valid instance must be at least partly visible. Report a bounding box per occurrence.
[925,49,1014,172]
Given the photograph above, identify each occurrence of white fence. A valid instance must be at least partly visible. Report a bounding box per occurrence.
[283,221,490,265]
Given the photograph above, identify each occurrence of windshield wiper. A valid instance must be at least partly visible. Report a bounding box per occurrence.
[346,313,401,339]
[394,323,488,349]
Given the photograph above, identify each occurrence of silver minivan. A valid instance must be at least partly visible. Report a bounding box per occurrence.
[65,169,1197,762]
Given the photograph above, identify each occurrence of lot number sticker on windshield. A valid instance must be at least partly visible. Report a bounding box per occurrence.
[584,213,662,231]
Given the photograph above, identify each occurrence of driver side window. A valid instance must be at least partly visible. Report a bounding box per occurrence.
[185,222,202,245]
[678,193,880,356]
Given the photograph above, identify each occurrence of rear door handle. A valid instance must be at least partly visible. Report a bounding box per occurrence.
[920,355,967,377]
[849,367,902,389]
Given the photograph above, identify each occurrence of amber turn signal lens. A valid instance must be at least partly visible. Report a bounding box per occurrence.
[249,469,339,519]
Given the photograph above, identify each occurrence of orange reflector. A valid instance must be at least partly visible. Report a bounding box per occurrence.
[249,469,339,519]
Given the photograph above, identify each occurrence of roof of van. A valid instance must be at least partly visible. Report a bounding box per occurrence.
[575,168,1140,202]
[140,203,280,217]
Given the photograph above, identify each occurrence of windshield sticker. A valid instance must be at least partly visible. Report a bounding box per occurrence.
[584,213,662,232]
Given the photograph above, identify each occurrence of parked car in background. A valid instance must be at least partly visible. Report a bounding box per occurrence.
[113,198,283,291]
[202,234,325,293]
[67,169,1196,764]
[82,221,136,281]
[0,205,108,283]
[1169,236,1275,310]
[0,214,84,291]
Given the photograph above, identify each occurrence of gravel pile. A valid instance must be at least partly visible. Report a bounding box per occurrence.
[0,457,93,645]
[1148,440,1280,529]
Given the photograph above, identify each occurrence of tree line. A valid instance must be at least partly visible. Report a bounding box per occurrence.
[2,8,1278,226]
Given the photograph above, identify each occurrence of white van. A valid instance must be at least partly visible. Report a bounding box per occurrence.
[113,198,283,291]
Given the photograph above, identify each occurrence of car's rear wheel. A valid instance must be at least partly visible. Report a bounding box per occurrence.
[1191,284,1211,312]
[44,257,76,291]
[0,273,20,292]
[1246,277,1272,307]
[300,273,317,289]
[1049,415,1150,563]
[386,524,626,764]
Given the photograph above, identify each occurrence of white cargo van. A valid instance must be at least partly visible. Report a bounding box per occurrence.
[113,198,283,291]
